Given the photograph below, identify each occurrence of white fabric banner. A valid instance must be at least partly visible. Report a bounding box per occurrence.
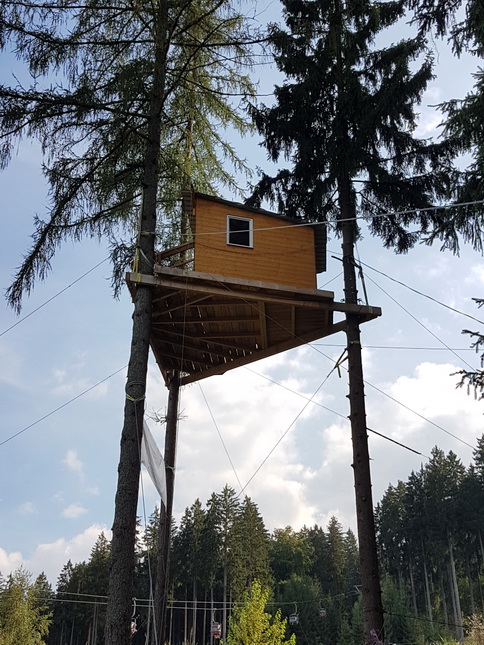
[141,421,167,506]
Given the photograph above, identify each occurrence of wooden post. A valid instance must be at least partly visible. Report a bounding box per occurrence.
[154,370,180,644]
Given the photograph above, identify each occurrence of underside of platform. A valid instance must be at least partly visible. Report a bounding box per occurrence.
[127,266,381,386]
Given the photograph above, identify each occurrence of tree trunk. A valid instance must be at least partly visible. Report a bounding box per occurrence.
[340,208,384,644]
[333,0,383,636]
[465,554,476,615]
[408,553,418,617]
[422,546,434,633]
[440,572,449,630]
[154,372,180,644]
[222,559,228,643]
[104,2,168,644]
[448,536,464,642]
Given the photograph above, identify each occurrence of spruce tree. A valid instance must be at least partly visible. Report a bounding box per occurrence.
[208,485,241,641]
[229,496,271,601]
[409,0,484,249]
[248,1,457,641]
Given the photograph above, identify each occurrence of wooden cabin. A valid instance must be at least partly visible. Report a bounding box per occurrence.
[127,191,381,386]
[187,192,326,288]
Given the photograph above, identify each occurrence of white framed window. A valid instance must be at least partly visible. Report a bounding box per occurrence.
[227,215,253,248]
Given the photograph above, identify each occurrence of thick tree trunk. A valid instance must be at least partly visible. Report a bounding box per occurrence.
[333,0,383,637]
[340,209,384,644]
[104,2,168,644]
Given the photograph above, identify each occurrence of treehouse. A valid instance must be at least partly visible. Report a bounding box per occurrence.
[126,191,381,386]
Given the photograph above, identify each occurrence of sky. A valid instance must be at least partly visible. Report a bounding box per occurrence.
[1,3,484,588]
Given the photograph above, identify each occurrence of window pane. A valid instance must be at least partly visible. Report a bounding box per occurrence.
[228,217,252,247]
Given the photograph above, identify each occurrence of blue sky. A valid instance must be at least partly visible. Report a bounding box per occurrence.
[1,5,483,586]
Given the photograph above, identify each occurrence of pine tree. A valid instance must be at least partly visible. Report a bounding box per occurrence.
[269,526,313,584]
[248,1,457,641]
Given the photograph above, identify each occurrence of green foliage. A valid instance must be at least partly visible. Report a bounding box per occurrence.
[249,0,457,253]
[382,576,420,645]
[464,614,484,645]
[408,0,484,252]
[270,527,313,583]
[227,579,295,645]
[230,497,272,600]
[0,567,52,645]
[376,441,484,643]
[0,0,257,309]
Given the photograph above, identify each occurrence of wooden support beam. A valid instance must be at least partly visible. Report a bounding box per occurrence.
[180,321,347,385]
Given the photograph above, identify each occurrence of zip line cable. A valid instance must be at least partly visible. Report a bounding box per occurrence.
[236,370,335,499]
[311,341,475,451]
[244,366,429,459]
[0,257,110,337]
[198,382,244,493]
[366,273,476,371]
[213,273,466,456]
[0,365,127,447]
[353,256,484,326]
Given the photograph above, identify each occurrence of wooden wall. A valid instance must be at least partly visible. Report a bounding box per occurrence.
[192,195,317,289]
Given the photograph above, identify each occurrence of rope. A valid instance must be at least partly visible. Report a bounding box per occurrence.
[125,381,146,402]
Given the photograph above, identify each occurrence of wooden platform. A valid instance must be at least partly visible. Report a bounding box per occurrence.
[127,266,381,386]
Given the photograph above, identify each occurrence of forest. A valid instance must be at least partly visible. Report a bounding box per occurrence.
[2,436,484,645]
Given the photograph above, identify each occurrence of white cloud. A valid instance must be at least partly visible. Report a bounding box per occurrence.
[469,264,484,287]
[0,525,111,585]
[62,449,84,478]
[17,501,36,515]
[61,504,88,519]
[51,369,109,399]
[0,548,24,575]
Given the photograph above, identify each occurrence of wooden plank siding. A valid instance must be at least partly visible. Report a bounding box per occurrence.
[192,194,318,289]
